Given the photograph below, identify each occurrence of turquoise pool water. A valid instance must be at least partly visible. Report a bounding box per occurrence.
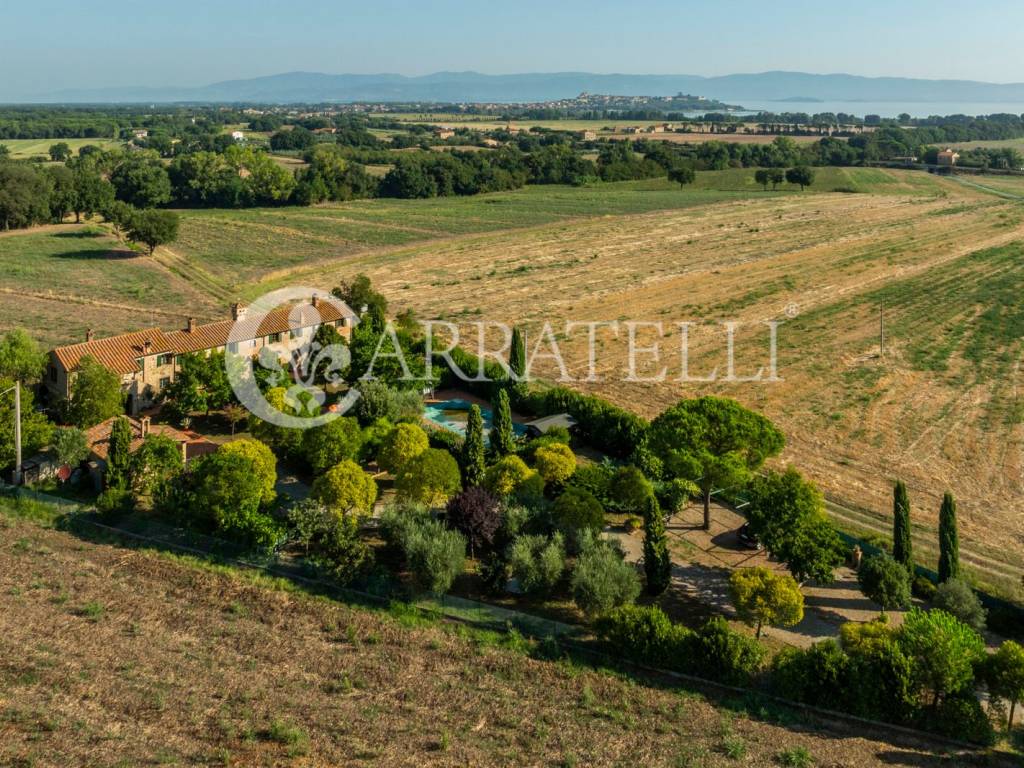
[423,398,527,439]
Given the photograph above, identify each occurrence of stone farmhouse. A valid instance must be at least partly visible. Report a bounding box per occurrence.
[46,295,359,415]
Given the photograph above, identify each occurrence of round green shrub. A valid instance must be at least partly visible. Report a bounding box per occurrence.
[857,553,911,611]
[692,616,766,685]
[911,574,937,601]
[553,487,605,549]
[932,578,987,631]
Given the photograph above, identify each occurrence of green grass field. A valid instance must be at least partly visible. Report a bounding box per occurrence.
[0,226,221,348]
[0,137,124,159]
[949,137,1024,153]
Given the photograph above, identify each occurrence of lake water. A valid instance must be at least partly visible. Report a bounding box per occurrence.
[691,101,1024,119]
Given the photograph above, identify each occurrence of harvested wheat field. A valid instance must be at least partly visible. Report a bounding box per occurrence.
[270,170,1024,593]
[0,509,1006,768]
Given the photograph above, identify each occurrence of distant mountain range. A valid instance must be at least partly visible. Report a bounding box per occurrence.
[27,70,1024,105]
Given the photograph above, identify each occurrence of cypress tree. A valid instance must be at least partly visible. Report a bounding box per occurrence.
[892,480,913,573]
[509,326,526,382]
[643,493,671,595]
[106,416,133,490]
[461,404,486,487]
[490,388,515,456]
[938,491,960,583]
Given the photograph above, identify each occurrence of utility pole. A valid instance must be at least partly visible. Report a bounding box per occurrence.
[13,381,22,486]
[1,382,23,485]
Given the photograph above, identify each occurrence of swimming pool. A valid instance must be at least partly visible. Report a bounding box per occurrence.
[423,398,527,440]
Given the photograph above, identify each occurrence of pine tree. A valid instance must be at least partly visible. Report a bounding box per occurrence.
[106,416,133,490]
[938,491,960,583]
[490,388,515,456]
[892,480,913,573]
[643,493,671,595]
[461,404,486,487]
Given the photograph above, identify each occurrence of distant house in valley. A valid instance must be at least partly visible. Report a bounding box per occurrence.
[433,127,456,140]
[132,129,149,139]
[937,148,960,166]
[47,295,359,415]
[577,130,597,141]
[481,138,501,147]
[230,130,245,141]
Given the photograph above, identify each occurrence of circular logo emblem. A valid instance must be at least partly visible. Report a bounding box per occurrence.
[225,287,359,429]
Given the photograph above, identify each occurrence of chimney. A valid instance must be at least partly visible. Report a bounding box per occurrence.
[230,302,247,321]
[187,317,197,333]
[139,416,150,438]
[311,294,320,308]
[143,338,153,355]
[86,329,95,342]
[360,304,369,316]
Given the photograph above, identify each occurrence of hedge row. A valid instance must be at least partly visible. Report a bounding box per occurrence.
[518,385,648,459]
[596,605,995,745]
[595,604,765,686]
[432,346,650,459]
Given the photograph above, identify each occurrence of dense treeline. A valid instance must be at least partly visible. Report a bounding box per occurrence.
[0,106,250,140]
[653,130,1023,171]
[4,104,1024,228]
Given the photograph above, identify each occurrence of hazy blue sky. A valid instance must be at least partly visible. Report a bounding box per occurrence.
[3,0,1023,97]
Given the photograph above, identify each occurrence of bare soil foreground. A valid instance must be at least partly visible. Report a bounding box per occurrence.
[0,512,1002,768]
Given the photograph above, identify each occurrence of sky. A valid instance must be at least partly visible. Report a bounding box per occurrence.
[3,0,1024,99]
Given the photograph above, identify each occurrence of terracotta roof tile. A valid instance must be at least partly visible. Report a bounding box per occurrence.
[85,416,192,462]
[166,301,355,355]
[53,298,358,372]
[53,328,174,376]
